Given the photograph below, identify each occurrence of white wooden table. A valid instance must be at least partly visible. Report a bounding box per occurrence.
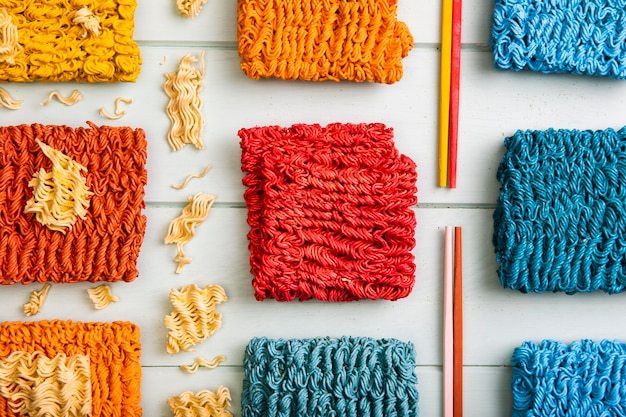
[2,1,626,415]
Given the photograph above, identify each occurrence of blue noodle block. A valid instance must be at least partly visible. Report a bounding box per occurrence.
[493,127,626,294]
[511,340,626,416]
[491,0,626,79]
[242,336,419,417]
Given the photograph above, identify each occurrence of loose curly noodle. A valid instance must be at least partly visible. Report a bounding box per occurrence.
[23,284,51,317]
[72,6,101,37]
[0,8,22,65]
[87,285,119,310]
[0,351,92,417]
[164,52,205,151]
[180,355,225,374]
[168,386,233,417]
[176,0,209,18]
[99,97,133,120]
[0,87,22,109]
[164,283,227,354]
[172,165,211,190]
[24,139,93,233]
[164,193,216,273]
[41,90,82,106]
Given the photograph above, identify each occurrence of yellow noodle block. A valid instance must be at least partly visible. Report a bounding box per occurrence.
[0,1,141,82]
[24,139,93,233]
[164,284,227,354]
[164,52,205,151]
[164,193,216,273]
[168,386,233,417]
[0,351,91,417]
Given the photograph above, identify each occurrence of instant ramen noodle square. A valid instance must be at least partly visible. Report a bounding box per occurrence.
[237,0,414,83]
[0,1,141,82]
[242,336,419,417]
[493,127,626,294]
[511,339,626,416]
[0,320,142,417]
[0,122,148,285]
[491,0,626,79]
[239,122,418,302]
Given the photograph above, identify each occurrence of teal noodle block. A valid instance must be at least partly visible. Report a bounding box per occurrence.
[491,0,626,79]
[493,127,626,293]
[241,336,419,417]
[511,339,626,416]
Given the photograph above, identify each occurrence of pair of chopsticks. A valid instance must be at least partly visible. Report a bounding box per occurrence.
[444,226,463,417]
[439,0,463,188]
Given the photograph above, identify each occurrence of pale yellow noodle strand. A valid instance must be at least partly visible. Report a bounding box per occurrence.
[72,6,101,37]
[24,140,93,233]
[176,0,209,18]
[180,355,225,374]
[23,283,51,317]
[0,8,23,65]
[87,284,119,310]
[41,90,82,106]
[114,97,134,114]
[164,283,227,354]
[172,165,212,190]
[168,386,233,417]
[0,87,22,110]
[99,107,125,120]
[100,96,133,119]
[164,52,205,151]
[164,193,216,273]
[0,352,91,417]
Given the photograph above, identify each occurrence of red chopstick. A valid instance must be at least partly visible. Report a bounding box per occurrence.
[448,0,463,188]
[453,226,463,417]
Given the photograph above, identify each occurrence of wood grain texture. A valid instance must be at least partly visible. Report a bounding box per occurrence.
[0,1,624,415]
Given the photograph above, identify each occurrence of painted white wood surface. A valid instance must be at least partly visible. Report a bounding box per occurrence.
[1,1,625,415]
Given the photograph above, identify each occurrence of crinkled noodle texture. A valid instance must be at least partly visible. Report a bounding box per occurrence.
[0,88,22,109]
[168,387,232,417]
[164,53,205,151]
[176,0,208,18]
[493,127,626,293]
[164,284,227,354]
[0,320,142,417]
[511,339,626,416]
[242,337,419,417]
[239,122,418,301]
[0,351,91,417]
[23,284,51,316]
[87,285,119,310]
[24,139,93,233]
[0,8,22,65]
[0,1,141,82]
[491,0,626,78]
[237,0,413,83]
[180,355,225,374]
[164,193,216,273]
[0,123,148,285]
[41,90,82,106]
